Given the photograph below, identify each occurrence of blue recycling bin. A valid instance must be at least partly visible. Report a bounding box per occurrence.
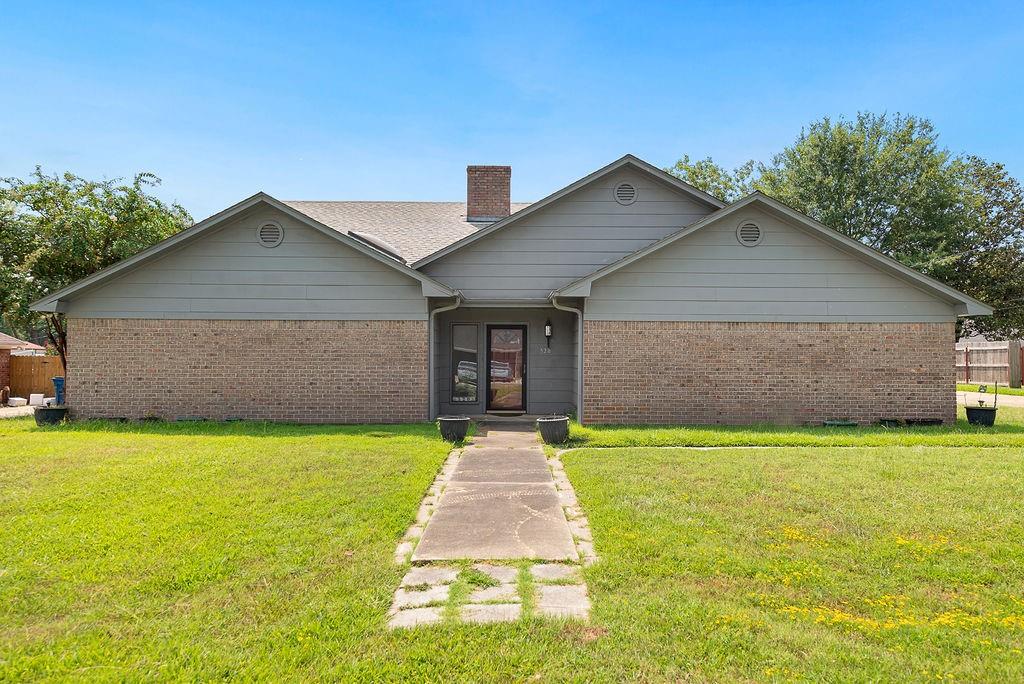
[52,376,65,405]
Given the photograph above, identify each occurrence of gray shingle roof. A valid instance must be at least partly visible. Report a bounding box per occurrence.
[283,201,532,263]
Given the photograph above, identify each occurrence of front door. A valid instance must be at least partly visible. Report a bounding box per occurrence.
[486,325,526,411]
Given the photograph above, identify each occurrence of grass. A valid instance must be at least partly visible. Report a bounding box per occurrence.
[958,383,1024,397]
[561,444,1024,681]
[3,415,1023,680]
[566,405,1024,448]
[0,418,453,680]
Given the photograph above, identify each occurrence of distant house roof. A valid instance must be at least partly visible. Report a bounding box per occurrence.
[284,201,532,263]
[0,332,44,350]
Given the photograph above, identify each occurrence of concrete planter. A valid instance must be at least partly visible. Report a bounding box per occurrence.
[536,415,570,444]
[437,415,470,442]
[34,406,68,426]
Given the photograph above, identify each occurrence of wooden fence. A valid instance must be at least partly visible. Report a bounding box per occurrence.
[955,340,1023,387]
[9,356,64,398]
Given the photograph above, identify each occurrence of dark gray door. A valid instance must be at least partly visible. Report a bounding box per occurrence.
[487,326,526,411]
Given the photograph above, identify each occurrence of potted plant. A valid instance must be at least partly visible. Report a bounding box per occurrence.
[437,415,471,441]
[35,376,68,426]
[536,415,570,444]
[965,383,998,427]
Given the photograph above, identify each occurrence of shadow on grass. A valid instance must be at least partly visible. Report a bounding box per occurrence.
[27,417,445,440]
[561,411,1024,448]
[579,419,1024,439]
[19,409,1022,448]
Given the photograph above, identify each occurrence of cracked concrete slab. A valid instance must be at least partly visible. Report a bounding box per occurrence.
[388,606,444,629]
[468,584,520,603]
[536,584,590,619]
[392,585,451,610]
[530,563,581,582]
[473,563,520,583]
[412,481,577,560]
[451,449,552,483]
[400,566,458,586]
[462,603,521,624]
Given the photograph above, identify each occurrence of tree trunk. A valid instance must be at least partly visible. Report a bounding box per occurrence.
[44,313,68,385]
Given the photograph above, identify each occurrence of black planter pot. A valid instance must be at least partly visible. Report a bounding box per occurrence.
[35,406,69,426]
[536,415,570,444]
[437,415,470,442]
[965,406,997,427]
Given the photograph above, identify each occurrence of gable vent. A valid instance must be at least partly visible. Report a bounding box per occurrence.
[614,182,637,205]
[736,221,763,247]
[257,221,284,248]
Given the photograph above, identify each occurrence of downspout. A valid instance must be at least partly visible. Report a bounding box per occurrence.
[428,292,462,420]
[550,294,584,423]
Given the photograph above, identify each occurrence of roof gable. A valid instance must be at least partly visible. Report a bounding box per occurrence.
[31,193,454,312]
[556,192,993,317]
[411,154,725,269]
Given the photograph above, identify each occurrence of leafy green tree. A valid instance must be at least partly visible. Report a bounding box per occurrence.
[0,169,192,371]
[668,155,756,203]
[946,156,1024,338]
[667,113,1024,338]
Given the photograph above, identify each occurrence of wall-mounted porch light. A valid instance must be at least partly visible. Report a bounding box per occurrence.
[544,319,553,348]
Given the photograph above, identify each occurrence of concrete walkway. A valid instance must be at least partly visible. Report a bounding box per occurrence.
[389,421,595,628]
[412,423,577,561]
[959,391,1024,408]
[0,406,34,419]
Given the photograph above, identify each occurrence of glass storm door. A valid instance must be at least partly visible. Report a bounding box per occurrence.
[487,326,526,411]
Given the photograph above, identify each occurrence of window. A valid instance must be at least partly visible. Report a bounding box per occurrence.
[451,324,479,403]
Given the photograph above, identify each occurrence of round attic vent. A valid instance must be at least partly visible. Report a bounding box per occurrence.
[736,221,763,247]
[257,221,284,248]
[614,182,638,205]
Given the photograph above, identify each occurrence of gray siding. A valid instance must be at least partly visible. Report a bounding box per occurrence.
[434,307,577,416]
[63,207,429,320]
[585,207,959,322]
[422,168,718,300]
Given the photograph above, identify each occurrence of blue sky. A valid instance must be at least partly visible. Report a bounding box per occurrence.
[2,1,1023,220]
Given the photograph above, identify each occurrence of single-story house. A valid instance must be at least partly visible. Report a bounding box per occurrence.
[31,155,991,424]
[0,333,45,390]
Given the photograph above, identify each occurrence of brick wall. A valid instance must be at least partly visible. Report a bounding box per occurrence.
[466,165,511,220]
[67,318,429,422]
[0,349,9,392]
[583,321,956,425]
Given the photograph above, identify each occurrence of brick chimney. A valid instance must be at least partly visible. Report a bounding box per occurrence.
[466,165,511,222]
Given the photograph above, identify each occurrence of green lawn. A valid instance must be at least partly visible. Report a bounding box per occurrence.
[958,383,1024,397]
[0,419,455,680]
[562,444,1024,681]
[567,405,1024,448]
[2,416,1023,680]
